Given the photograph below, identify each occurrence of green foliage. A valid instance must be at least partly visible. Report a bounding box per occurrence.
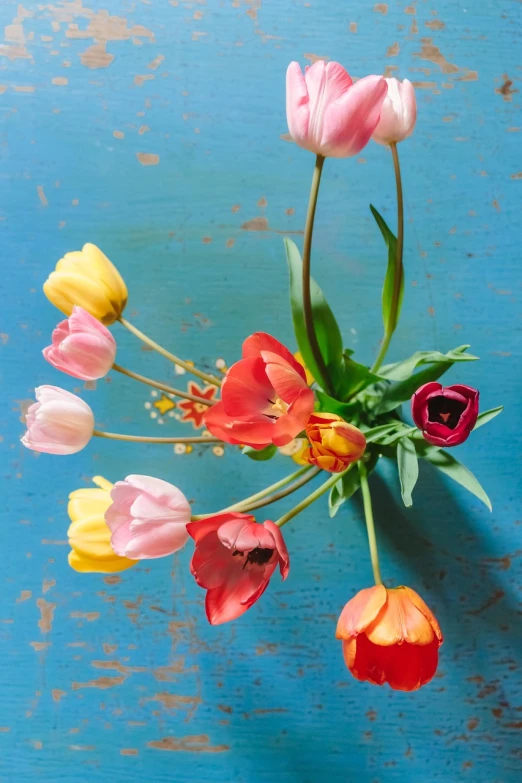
[421,448,492,511]
[329,448,380,517]
[375,346,478,415]
[242,444,277,461]
[285,238,343,394]
[473,406,503,431]
[397,437,419,507]
[370,204,403,335]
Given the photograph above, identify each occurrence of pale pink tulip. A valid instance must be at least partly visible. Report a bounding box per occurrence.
[43,306,116,381]
[372,78,417,146]
[105,475,191,559]
[187,512,289,625]
[286,60,387,158]
[21,386,94,455]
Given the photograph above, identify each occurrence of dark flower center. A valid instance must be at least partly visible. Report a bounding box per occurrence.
[232,547,274,568]
[427,395,466,429]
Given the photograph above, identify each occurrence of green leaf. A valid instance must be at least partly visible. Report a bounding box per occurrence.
[376,346,479,416]
[335,351,381,400]
[329,449,379,517]
[422,449,492,511]
[315,390,362,420]
[397,437,419,507]
[285,238,343,393]
[370,204,403,334]
[379,345,478,382]
[473,406,503,431]
[242,444,277,461]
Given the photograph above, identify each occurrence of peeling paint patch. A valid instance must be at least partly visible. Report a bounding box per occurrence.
[51,76,68,85]
[37,598,55,633]
[80,42,114,69]
[496,75,518,101]
[52,689,66,703]
[241,216,269,231]
[137,152,159,166]
[373,4,388,15]
[147,735,229,753]
[72,676,126,690]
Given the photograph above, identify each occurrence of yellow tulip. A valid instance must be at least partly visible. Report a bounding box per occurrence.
[44,243,128,325]
[67,476,136,573]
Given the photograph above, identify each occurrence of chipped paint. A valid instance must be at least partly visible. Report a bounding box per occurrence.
[147,735,229,753]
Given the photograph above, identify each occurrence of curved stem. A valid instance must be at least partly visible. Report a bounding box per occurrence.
[93,430,221,444]
[199,466,320,519]
[358,462,383,585]
[371,141,404,374]
[112,363,216,407]
[223,465,312,512]
[119,316,222,387]
[302,154,334,396]
[275,463,355,528]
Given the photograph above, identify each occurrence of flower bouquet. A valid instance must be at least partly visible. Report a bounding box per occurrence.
[22,61,502,692]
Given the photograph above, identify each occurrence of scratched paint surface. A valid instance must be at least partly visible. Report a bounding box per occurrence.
[1,0,521,780]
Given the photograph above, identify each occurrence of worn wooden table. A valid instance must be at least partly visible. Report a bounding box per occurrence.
[1,1,521,781]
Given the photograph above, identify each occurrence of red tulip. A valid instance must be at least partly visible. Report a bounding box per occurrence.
[203,332,314,449]
[411,382,479,447]
[187,512,289,625]
[336,585,443,691]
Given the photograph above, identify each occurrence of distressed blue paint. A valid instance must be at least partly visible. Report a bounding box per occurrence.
[1,0,521,780]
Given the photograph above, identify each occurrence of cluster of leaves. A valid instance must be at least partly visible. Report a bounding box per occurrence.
[281,206,502,516]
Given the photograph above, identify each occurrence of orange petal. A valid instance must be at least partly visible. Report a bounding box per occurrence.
[401,585,443,643]
[336,585,387,639]
[365,588,435,646]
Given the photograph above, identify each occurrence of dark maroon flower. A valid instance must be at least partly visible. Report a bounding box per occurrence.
[411,382,479,447]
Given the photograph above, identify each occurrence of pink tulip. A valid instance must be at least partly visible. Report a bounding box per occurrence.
[43,306,116,381]
[187,512,289,625]
[372,78,417,146]
[286,60,388,158]
[21,385,94,455]
[203,332,314,449]
[105,475,191,559]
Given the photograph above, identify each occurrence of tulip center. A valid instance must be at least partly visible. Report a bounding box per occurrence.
[264,397,289,420]
[427,396,466,429]
[232,547,274,568]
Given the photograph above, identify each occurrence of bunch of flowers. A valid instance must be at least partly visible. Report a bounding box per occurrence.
[22,62,502,692]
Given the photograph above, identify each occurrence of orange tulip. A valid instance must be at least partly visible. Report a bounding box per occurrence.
[336,585,443,691]
[303,412,366,473]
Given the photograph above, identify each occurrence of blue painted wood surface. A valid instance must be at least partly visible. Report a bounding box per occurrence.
[1,1,521,780]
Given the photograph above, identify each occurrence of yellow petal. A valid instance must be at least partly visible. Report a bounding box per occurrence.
[68,550,136,573]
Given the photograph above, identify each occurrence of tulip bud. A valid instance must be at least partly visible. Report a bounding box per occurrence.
[43,306,116,381]
[105,475,192,559]
[336,585,443,691]
[286,60,388,158]
[303,412,366,473]
[371,77,417,146]
[411,382,479,447]
[44,243,128,325]
[21,386,94,455]
[67,476,137,573]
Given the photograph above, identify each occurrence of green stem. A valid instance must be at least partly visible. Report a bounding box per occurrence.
[119,316,222,387]
[112,363,215,407]
[93,430,221,444]
[191,466,320,520]
[275,463,355,528]
[371,141,404,374]
[224,465,311,511]
[302,154,334,396]
[358,462,383,585]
